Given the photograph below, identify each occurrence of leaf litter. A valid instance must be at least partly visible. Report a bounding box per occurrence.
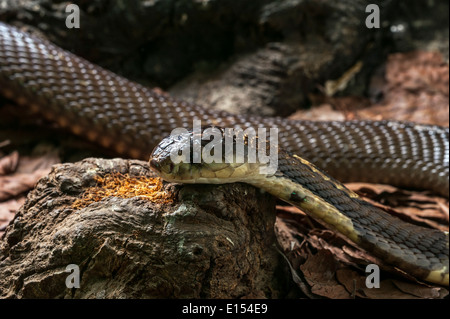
[278,51,449,299]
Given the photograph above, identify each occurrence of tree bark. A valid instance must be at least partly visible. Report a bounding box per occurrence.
[0,158,287,298]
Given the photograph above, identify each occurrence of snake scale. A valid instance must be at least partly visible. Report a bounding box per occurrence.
[0,22,448,286]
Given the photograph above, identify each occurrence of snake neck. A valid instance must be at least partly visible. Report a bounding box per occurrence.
[247,152,449,286]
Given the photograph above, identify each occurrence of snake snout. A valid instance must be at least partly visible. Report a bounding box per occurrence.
[149,155,176,178]
[149,158,160,171]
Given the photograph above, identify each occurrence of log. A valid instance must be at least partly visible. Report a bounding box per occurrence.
[0,158,286,298]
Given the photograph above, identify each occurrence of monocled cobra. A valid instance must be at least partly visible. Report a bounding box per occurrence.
[0,22,448,285]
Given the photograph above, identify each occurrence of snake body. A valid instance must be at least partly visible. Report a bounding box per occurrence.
[149,129,449,285]
[0,22,448,285]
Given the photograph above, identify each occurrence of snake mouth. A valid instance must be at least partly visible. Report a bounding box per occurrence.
[149,158,160,171]
[149,155,176,180]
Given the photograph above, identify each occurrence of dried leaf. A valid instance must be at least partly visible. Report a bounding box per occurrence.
[335,268,367,298]
[392,280,448,299]
[359,51,449,126]
[0,151,60,201]
[0,151,19,175]
[289,104,346,121]
[299,250,351,299]
[361,280,421,299]
[0,170,50,200]
[0,197,25,235]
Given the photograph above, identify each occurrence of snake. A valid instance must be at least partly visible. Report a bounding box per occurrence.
[0,22,448,286]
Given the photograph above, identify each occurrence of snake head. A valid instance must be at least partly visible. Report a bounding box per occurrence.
[149,126,277,184]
